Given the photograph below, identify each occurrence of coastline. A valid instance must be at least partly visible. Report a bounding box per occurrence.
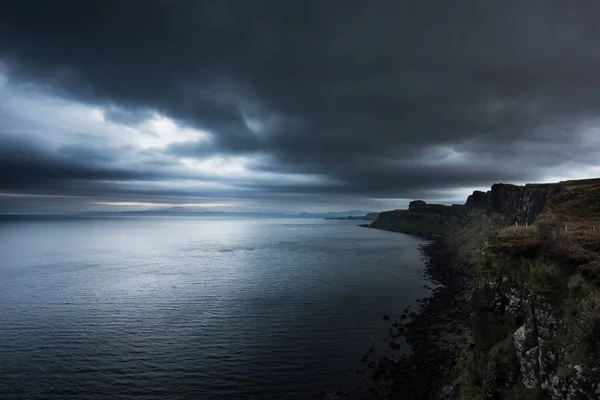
[354,179,600,399]
[360,227,471,399]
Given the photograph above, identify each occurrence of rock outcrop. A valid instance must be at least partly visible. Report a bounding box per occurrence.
[488,183,565,224]
[370,201,469,235]
[371,182,566,234]
[456,180,600,399]
[368,178,600,399]
[365,211,380,220]
[468,279,600,399]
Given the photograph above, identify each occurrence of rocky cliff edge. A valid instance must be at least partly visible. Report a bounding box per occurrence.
[370,178,600,399]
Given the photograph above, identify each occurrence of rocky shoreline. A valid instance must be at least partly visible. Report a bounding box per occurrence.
[358,231,472,399]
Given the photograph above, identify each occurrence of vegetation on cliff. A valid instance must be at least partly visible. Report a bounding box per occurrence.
[462,185,600,399]
[369,178,600,399]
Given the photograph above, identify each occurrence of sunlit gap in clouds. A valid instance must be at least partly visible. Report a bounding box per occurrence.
[0,69,331,211]
[124,113,210,149]
[180,155,332,186]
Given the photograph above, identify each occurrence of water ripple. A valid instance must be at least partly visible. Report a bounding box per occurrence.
[0,217,430,399]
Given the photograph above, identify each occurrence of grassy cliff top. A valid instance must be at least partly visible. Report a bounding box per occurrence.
[541,184,600,245]
[458,183,600,400]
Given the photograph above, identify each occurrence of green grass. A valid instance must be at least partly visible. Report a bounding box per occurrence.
[578,261,600,285]
[457,335,522,399]
[449,217,492,265]
[546,188,600,221]
[508,381,544,400]
[489,335,519,379]
[560,290,600,381]
[529,259,563,294]
[454,185,600,399]
[456,342,485,400]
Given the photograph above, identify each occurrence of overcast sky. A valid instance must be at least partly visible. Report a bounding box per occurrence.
[1,0,600,213]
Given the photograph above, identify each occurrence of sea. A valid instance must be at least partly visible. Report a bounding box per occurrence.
[0,216,431,399]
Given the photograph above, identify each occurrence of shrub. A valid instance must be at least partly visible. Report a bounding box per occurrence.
[563,275,595,323]
[535,214,562,250]
[567,274,595,300]
[497,225,538,244]
[579,229,600,253]
[578,261,600,285]
[459,384,485,400]
[564,247,598,271]
[488,336,519,388]
[509,382,544,400]
[534,213,597,272]
[569,291,600,375]
[529,260,563,294]
[492,226,539,258]
[456,343,484,400]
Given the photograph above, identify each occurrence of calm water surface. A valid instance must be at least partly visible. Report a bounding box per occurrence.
[0,216,430,399]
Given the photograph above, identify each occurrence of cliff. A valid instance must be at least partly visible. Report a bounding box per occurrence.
[370,178,600,399]
[460,181,600,399]
[487,183,565,224]
[372,182,567,234]
[371,200,470,235]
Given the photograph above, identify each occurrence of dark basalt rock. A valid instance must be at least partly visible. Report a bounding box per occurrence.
[409,200,427,209]
[489,183,565,224]
[370,181,567,235]
[465,190,490,209]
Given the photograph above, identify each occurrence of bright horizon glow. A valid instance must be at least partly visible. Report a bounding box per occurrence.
[0,192,76,198]
[90,202,233,208]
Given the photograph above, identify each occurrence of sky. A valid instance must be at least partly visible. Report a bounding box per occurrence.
[1,0,600,213]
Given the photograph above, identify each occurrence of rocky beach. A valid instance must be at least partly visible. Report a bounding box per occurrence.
[354,235,472,400]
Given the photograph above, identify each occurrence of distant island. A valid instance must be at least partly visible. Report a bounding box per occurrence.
[324,212,379,220]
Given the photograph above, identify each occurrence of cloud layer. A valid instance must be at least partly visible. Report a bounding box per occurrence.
[1,0,600,212]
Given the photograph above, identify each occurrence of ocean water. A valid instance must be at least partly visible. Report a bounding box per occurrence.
[0,216,430,399]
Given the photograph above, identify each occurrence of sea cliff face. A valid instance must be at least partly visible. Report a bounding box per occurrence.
[467,278,600,399]
[371,201,470,235]
[487,183,565,224]
[370,179,600,399]
[372,182,565,234]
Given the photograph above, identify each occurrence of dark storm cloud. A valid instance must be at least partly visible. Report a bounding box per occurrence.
[1,0,600,206]
[0,132,262,197]
[0,134,160,192]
